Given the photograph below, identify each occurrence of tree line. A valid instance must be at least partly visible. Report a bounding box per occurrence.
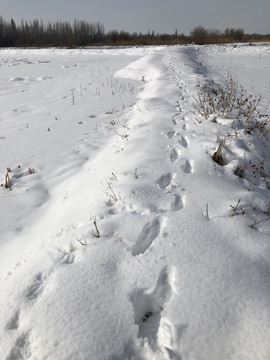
[0,17,269,47]
[0,18,105,47]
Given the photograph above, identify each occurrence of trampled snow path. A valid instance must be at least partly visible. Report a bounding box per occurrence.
[0,45,270,360]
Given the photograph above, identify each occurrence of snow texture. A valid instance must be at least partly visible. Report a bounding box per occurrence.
[0,44,270,360]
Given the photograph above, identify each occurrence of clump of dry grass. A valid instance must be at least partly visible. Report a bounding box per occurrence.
[212,138,226,166]
[194,75,269,170]
[193,75,267,129]
[28,167,36,174]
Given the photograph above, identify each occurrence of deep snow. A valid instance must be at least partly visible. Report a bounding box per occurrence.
[0,44,270,360]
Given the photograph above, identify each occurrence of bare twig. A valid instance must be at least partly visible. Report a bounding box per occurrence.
[93,219,100,238]
[260,127,270,138]
[249,217,270,229]
[71,89,75,105]
[120,97,125,109]
[230,198,241,216]
[241,200,252,214]
[119,122,130,130]
[109,172,118,181]
[5,173,12,191]
[237,160,264,170]
[105,179,118,202]
[73,234,87,246]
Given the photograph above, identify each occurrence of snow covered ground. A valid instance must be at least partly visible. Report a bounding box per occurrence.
[0,44,270,360]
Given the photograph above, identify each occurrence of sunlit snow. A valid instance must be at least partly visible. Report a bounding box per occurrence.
[0,44,270,360]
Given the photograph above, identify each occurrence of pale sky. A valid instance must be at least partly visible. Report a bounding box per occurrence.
[1,0,269,35]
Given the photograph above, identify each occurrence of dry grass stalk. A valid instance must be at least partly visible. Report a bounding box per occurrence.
[261,126,270,138]
[105,108,114,115]
[71,89,75,105]
[5,173,12,191]
[109,173,118,182]
[235,160,265,179]
[73,234,87,246]
[212,138,226,166]
[249,216,270,229]
[93,219,100,238]
[119,122,130,130]
[230,198,241,216]
[115,131,129,140]
[105,179,118,202]
[28,167,35,174]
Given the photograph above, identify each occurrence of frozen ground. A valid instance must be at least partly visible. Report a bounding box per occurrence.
[0,44,270,360]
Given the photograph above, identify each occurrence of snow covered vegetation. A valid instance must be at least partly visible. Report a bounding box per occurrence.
[0,43,270,360]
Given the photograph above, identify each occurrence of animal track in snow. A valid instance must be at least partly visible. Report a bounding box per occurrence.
[25,273,44,300]
[156,173,173,189]
[182,123,187,131]
[57,245,77,265]
[158,319,188,360]
[182,159,193,174]
[170,194,184,212]
[171,113,181,126]
[7,332,31,360]
[61,252,76,265]
[132,218,161,256]
[169,148,179,163]
[177,135,188,148]
[6,310,20,330]
[165,130,176,139]
[129,266,175,340]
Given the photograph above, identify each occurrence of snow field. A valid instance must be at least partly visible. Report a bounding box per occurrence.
[0,44,270,360]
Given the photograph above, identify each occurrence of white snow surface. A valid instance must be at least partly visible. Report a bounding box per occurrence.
[0,44,270,360]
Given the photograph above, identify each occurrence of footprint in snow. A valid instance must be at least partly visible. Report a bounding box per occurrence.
[158,320,188,360]
[129,266,175,341]
[181,159,193,174]
[156,173,172,189]
[7,332,32,360]
[165,130,176,139]
[56,245,77,265]
[132,218,161,256]
[178,135,188,148]
[171,113,181,126]
[25,273,44,300]
[6,310,20,330]
[170,194,184,212]
[169,148,179,163]
[61,252,76,265]
[113,268,185,360]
